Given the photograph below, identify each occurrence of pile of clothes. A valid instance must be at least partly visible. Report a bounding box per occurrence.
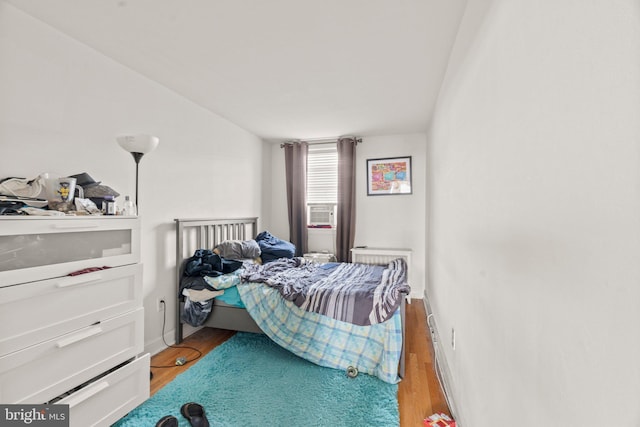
[179,231,297,327]
[179,249,244,327]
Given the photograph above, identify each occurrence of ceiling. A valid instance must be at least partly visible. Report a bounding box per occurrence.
[7,0,467,141]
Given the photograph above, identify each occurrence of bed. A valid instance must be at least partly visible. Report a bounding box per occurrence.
[174,217,409,383]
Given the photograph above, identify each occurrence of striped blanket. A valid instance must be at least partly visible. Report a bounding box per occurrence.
[239,257,410,326]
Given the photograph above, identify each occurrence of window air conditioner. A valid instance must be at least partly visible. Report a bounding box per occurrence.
[308,204,335,226]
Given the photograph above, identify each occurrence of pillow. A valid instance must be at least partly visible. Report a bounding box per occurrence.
[213,239,261,260]
[203,269,243,290]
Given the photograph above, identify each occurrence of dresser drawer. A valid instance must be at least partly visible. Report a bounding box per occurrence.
[0,217,140,287]
[0,263,142,357]
[60,353,150,427]
[0,308,144,404]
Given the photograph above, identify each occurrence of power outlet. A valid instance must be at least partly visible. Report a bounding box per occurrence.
[157,297,166,312]
[451,328,456,350]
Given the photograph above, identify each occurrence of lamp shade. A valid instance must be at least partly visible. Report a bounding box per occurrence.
[116,134,159,154]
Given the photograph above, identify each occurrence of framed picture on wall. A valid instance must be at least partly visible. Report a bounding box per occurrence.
[366,156,412,196]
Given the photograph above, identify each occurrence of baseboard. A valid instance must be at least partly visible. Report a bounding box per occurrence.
[144,328,176,357]
[423,297,464,426]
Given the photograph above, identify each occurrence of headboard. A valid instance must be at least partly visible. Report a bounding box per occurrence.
[175,217,258,260]
[174,217,259,341]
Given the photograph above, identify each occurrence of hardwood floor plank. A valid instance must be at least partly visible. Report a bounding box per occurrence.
[149,300,451,425]
[150,328,235,396]
[398,300,451,425]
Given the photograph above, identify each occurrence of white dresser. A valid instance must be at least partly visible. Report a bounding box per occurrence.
[0,216,149,427]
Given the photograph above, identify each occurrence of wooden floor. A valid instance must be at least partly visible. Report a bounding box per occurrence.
[150,299,451,426]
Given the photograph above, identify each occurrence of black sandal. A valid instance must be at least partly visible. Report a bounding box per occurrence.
[180,402,210,427]
[155,415,178,427]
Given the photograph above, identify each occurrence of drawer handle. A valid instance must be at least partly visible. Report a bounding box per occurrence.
[64,380,110,407]
[56,326,103,348]
[51,224,100,230]
[56,274,102,288]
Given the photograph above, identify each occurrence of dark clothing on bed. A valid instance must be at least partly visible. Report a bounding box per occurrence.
[184,249,243,277]
[180,249,243,327]
[181,296,212,327]
[255,231,296,263]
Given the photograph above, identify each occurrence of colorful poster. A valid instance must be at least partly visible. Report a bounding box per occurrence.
[366,157,412,195]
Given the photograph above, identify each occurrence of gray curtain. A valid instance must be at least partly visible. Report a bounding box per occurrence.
[336,137,357,262]
[284,141,308,256]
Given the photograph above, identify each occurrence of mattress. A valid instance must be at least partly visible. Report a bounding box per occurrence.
[213,285,245,308]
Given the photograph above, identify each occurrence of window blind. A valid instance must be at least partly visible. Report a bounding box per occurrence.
[307,143,337,205]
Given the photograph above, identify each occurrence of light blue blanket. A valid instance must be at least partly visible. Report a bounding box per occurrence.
[237,282,403,384]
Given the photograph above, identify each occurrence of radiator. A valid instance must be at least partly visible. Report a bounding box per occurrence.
[351,247,412,265]
[350,247,412,282]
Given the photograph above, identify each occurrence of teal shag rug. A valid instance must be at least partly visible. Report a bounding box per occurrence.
[115,332,398,427]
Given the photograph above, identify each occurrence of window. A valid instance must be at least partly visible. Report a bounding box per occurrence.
[307,143,337,226]
[307,143,337,204]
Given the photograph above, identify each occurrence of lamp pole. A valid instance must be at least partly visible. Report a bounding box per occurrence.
[131,152,144,209]
[116,134,159,215]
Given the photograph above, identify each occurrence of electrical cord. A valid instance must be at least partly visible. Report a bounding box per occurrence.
[150,300,203,369]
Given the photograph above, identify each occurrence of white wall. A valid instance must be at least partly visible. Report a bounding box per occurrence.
[0,2,264,355]
[354,134,427,298]
[267,133,427,298]
[428,1,640,425]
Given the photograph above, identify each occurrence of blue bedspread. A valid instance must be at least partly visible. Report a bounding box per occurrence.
[237,282,403,384]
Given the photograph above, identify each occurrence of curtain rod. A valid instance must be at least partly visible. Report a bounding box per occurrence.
[280,137,362,148]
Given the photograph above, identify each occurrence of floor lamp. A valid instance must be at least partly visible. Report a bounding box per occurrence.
[116,134,159,213]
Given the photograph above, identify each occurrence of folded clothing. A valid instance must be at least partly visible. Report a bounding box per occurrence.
[184,288,224,303]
